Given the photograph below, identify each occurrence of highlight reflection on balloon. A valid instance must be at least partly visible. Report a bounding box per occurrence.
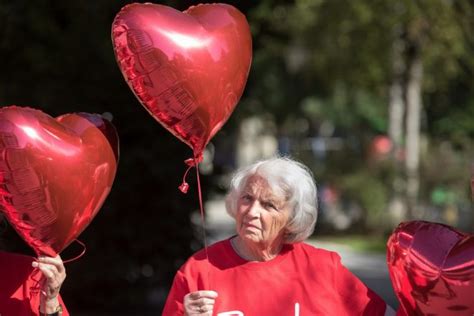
[111,3,252,157]
[0,106,119,256]
[387,221,474,315]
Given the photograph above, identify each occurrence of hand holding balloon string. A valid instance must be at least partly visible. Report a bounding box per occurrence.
[32,255,66,314]
[184,290,218,316]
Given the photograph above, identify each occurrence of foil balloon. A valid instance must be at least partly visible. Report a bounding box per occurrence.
[387,221,474,315]
[111,3,252,158]
[0,106,119,257]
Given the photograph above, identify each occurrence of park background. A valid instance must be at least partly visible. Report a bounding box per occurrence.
[0,0,473,314]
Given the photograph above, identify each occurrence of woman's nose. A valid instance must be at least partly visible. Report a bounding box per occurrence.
[246,201,261,217]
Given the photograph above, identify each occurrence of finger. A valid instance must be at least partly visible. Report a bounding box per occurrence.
[37,264,56,280]
[187,290,218,300]
[198,304,214,312]
[37,255,65,273]
[190,305,205,314]
[189,297,216,307]
[37,262,60,278]
[189,303,215,315]
[36,265,63,291]
[197,305,214,316]
[34,257,66,284]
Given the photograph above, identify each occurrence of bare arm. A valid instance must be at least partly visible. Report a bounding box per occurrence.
[32,255,66,315]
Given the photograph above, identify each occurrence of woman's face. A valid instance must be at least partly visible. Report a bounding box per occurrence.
[235,175,291,247]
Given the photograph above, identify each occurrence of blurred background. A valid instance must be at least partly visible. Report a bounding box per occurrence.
[0,0,473,314]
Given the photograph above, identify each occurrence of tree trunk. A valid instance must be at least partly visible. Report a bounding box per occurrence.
[387,29,407,224]
[404,49,423,219]
[388,33,405,154]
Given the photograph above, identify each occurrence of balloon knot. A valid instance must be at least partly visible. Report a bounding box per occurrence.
[184,158,195,166]
[184,154,203,167]
[179,154,202,193]
[179,182,190,194]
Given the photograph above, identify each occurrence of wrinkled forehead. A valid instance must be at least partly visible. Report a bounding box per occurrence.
[242,174,289,202]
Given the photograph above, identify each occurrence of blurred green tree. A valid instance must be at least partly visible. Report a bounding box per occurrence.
[245,0,473,229]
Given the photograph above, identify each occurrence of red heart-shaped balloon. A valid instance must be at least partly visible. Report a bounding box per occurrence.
[0,106,118,257]
[112,3,252,157]
[387,221,474,315]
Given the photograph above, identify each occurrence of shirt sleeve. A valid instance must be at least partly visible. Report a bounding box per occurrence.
[331,252,387,316]
[162,270,190,316]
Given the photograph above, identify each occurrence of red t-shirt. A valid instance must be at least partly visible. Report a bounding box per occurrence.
[162,238,387,316]
[0,251,69,316]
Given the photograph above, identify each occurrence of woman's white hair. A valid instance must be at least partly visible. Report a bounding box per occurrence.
[225,157,318,243]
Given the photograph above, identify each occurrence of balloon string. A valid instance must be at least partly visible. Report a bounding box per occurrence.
[63,239,87,263]
[178,154,210,287]
[179,164,194,193]
[179,155,203,193]
[29,269,42,297]
[194,158,211,290]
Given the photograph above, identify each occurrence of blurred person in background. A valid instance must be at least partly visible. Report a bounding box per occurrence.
[163,157,397,316]
[0,214,69,316]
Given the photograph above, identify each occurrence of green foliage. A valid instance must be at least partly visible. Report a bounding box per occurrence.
[340,171,389,229]
[301,86,387,132]
[431,98,474,144]
[249,0,473,230]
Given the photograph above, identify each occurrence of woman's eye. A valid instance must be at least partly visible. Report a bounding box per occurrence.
[264,202,277,210]
[241,194,252,202]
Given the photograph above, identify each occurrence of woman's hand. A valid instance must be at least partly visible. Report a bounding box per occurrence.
[32,255,66,314]
[184,290,218,315]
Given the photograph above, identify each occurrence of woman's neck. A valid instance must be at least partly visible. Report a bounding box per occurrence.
[231,236,284,262]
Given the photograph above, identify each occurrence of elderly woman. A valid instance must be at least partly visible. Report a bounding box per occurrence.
[0,215,68,316]
[163,157,396,316]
